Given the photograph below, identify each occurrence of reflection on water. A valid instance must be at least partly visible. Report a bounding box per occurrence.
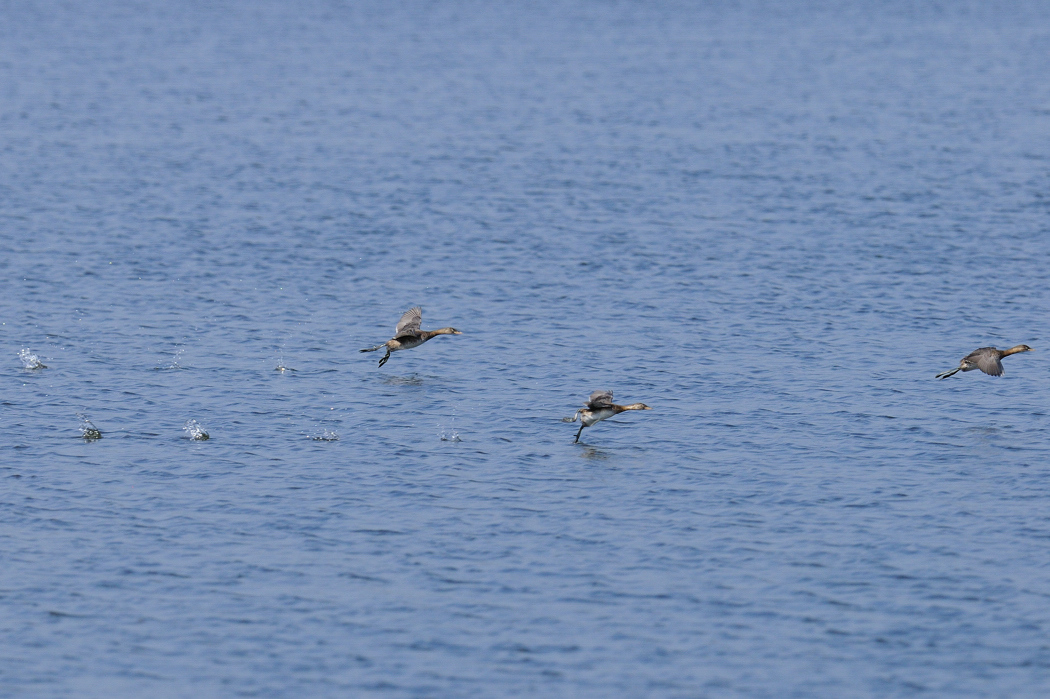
[577,446,611,461]
[382,375,425,387]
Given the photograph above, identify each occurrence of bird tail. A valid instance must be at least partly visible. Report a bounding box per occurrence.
[935,367,961,379]
[360,344,384,353]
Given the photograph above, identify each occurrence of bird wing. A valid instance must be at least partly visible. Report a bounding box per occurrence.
[964,347,997,360]
[587,390,614,408]
[973,350,1004,376]
[395,307,423,336]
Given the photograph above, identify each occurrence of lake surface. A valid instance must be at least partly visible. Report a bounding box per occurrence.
[3,1,1050,696]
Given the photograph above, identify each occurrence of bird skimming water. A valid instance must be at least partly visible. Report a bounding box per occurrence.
[562,390,651,443]
[360,307,462,367]
[935,345,1033,379]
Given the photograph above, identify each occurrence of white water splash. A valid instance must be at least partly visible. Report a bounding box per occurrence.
[18,348,47,370]
[77,413,102,440]
[273,347,295,373]
[439,411,462,442]
[153,347,185,371]
[183,419,209,440]
[311,428,339,441]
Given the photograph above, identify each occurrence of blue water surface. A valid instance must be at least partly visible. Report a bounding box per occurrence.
[3,1,1050,696]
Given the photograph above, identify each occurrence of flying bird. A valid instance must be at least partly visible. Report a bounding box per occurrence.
[935,345,1033,379]
[360,307,462,367]
[562,390,651,443]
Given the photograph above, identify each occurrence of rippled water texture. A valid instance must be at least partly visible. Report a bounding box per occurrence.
[3,1,1050,696]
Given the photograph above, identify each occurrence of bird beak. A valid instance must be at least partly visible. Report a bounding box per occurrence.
[453,330,463,335]
[643,405,652,410]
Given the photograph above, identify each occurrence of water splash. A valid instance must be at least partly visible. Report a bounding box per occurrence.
[439,411,462,442]
[273,348,295,373]
[153,347,185,370]
[311,429,339,441]
[77,414,102,440]
[18,349,47,370]
[183,419,210,441]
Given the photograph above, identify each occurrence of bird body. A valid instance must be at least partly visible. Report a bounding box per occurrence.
[360,307,462,367]
[563,390,651,443]
[936,344,1032,379]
